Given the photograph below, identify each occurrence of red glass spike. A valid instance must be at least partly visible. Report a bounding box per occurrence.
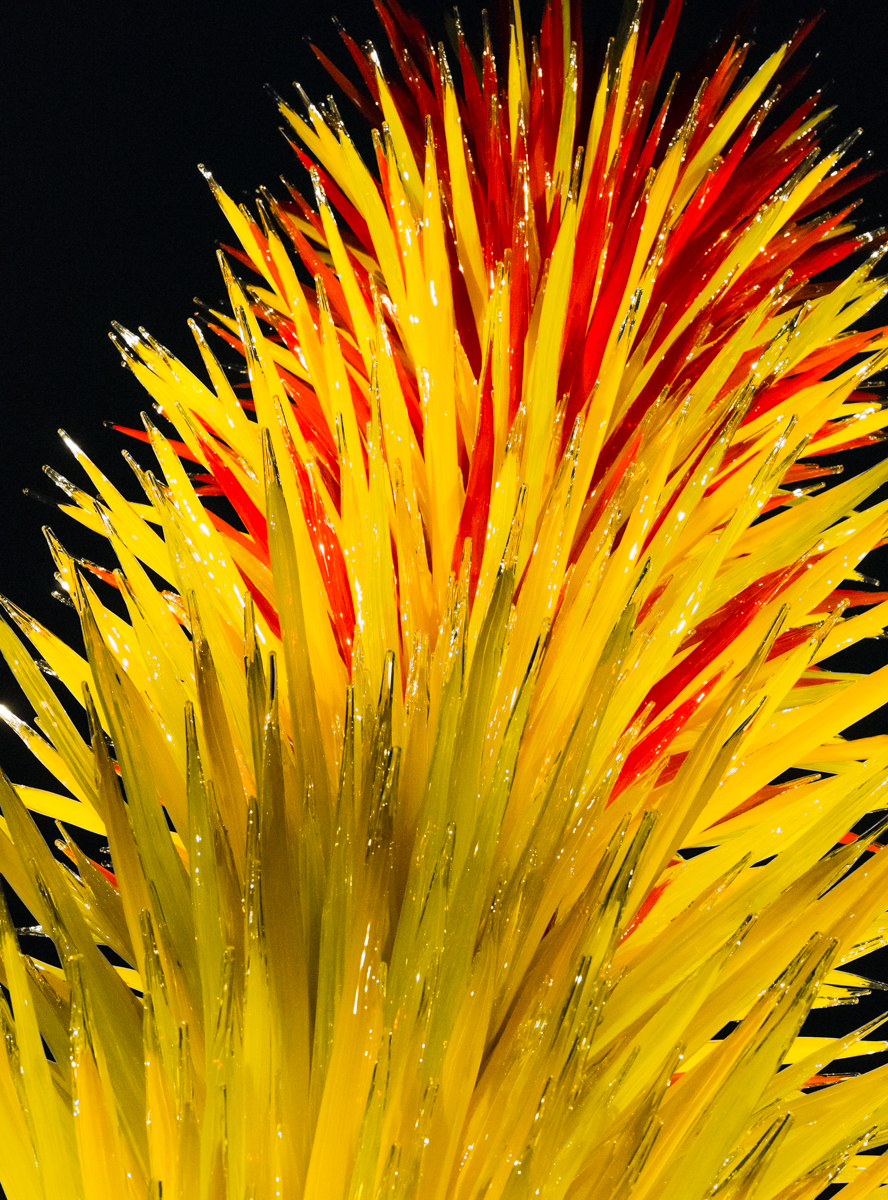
[817,431,882,454]
[307,40,381,125]
[707,775,821,830]
[569,427,644,571]
[641,415,735,558]
[374,0,433,74]
[396,54,446,167]
[108,425,203,465]
[457,28,487,181]
[812,590,888,611]
[781,328,885,383]
[744,318,881,427]
[645,570,795,721]
[280,177,328,243]
[539,195,563,267]
[684,42,748,165]
[220,243,263,279]
[750,89,821,169]
[369,1,428,155]
[589,305,711,491]
[657,109,765,281]
[619,878,672,944]
[94,862,118,890]
[835,833,884,854]
[537,0,564,169]
[195,433,270,556]
[290,148,374,254]
[454,396,470,491]
[507,238,529,427]
[273,205,353,333]
[794,226,888,281]
[527,48,549,237]
[609,667,728,806]
[714,135,816,243]
[388,349,424,452]
[451,358,495,603]
[637,578,673,627]
[625,77,675,201]
[656,752,688,788]
[765,624,818,661]
[205,320,244,356]
[638,0,683,119]
[279,418,356,673]
[481,25,501,151]
[797,164,883,223]
[740,207,862,297]
[442,210,483,378]
[792,670,837,688]
[58,832,122,889]
[574,175,657,417]
[558,158,618,423]
[335,22,383,107]
[485,101,510,270]
[275,363,339,476]
[236,565,282,642]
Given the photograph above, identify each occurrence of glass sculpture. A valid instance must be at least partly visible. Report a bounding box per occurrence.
[1,1,888,1196]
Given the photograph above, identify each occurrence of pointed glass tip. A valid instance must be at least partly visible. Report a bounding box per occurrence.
[59,429,82,456]
[111,321,140,347]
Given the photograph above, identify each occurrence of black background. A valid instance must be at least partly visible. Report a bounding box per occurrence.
[1,0,887,1187]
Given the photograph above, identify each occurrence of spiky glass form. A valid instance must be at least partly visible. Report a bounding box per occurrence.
[2,0,888,1196]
